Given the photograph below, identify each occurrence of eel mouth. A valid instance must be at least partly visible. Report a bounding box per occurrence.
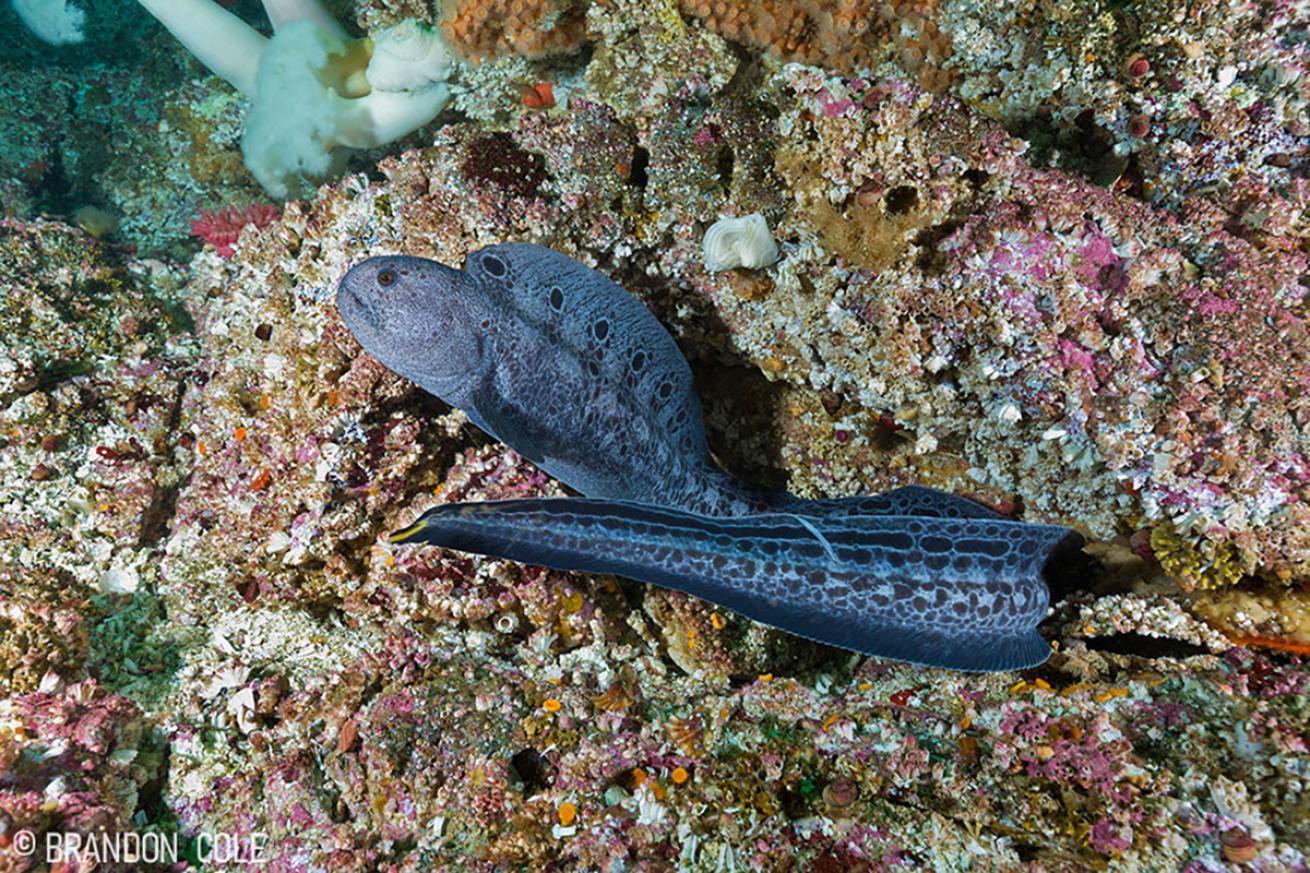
[335,280,380,332]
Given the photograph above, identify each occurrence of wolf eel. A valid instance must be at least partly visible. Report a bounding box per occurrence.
[336,243,1083,670]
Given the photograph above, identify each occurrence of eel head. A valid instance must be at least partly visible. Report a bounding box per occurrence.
[337,254,488,405]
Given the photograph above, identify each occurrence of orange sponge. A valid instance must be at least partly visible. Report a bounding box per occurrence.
[441,0,589,61]
[678,0,953,88]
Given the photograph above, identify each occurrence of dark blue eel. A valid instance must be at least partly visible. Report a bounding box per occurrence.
[337,243,1084,671]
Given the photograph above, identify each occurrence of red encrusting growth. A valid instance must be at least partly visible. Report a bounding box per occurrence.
[191,203,282,258]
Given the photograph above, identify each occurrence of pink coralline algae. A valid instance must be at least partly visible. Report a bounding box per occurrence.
[760,67,1310,598]
[1000,707,1137,796]
[1226,649,1310,699]
[1090,818,1133,854]
[1019,720,1132,796]
[0,680,161,866]
[190,204,282,258]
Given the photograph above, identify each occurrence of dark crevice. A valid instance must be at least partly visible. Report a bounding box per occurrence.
[33,357,97,394]
[884,185,919,214]
[693,362,789,489]
[627,145,649,189]
[136,375,190,547]
[1043,542,1104,604]
[1012,842,1042,862]
[1082,633,1212,660]
[137,481,182,549]
[509,747,556,795]
[33,138,75,213]
[1013,108,1148,199]
[135,729,171,822]
[715,145,735,193]
[913,219,964,274]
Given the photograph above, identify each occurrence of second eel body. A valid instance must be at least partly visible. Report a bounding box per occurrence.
[337,243,1084,670]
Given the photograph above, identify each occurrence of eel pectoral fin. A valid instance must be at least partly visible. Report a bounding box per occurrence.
[388,498,1084,673]
[469,382,550,465]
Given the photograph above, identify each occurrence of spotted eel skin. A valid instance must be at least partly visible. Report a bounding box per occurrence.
[337,243,1084,670]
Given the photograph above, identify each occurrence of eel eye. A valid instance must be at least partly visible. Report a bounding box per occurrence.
[377,269,397,287]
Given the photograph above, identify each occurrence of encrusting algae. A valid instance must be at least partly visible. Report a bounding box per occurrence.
[1150,521,1247,592]
[677,0,955,89]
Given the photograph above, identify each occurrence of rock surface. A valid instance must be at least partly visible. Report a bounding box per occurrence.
[1,0,1307,868]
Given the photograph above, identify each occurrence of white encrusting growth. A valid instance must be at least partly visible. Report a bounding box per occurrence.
[702,213,779,272]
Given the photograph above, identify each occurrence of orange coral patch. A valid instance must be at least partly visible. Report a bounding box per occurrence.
[442,0,586,61]
[1227,634,1310,656]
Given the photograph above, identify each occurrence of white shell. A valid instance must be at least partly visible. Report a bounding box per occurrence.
[702,214,779,272]
[366,18,451,93]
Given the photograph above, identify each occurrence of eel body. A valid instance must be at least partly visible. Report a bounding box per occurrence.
[337,243,1085,670]
[391,498,1082,671]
